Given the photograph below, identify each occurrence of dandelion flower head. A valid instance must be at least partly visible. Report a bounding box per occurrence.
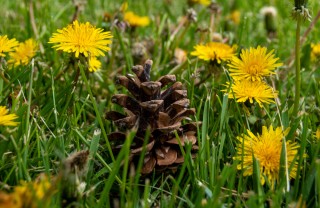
[224,80,277,107]
[314,127,320,140]
[0,35,19,57]
[88,56,101,72]
[228,46,282,81]
[229,10,241,25]
[124,11,150,27]
[235,126,299,187]
[190,0,211,6]
[191,42,236,64]
[8,39,38,67]
[0,106,19,126]
[49,20,113,58]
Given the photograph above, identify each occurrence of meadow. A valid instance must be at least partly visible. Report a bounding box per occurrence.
[0,0,320,207]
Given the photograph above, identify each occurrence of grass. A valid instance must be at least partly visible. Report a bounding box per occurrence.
[0,0,320,207]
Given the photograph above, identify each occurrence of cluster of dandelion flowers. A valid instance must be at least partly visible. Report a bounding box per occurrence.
[0,106,19,126]
[224,80,277,107]
[49,20,113,58]
[8,39,38,67]
[0,35,19,57]
[228,46,282,81]
[0,174,53,207]
[124,11,150,27]
[191,42,236,64]
[311,43,320,62]
[235,126,300,187]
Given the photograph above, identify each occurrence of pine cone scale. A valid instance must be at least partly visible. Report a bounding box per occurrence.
[141,81,162,96]
[116,75,141,98]
[141,155,156,174]
[131,140,155,154]
[139,100,163,112]
[157,75,176,87]
[111,94,140,115]
[156,147,177,166]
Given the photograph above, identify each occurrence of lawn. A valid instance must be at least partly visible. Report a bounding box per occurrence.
[0,0,320,207]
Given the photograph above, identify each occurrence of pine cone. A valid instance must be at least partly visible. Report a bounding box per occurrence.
[106,60,199,174]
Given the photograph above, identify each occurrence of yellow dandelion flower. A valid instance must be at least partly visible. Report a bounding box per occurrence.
[0,106,19,126]
[314,127,320,140]
[8,39,38,67]
[88,56,101,72]
[224,80,277,107]
[191,42,236,64]
[311,43,320,62]
[228,46,283,81]
[235,126,300,187]
[190,0,211,6]
[0,35,19,57]
[49,20,113,58]
[124,11,150,27]
[229,10,241,25]
[0,192,17,208]
[120,2,128,12]
[0,175,54,208]
[12,175,53,208]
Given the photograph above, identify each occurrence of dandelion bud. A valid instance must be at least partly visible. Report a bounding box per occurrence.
[174,48,187,65]
[120,2,128,13]
[113,19,128,32]
[208,2,221,14]
[61,150,90,207]
[201,199,208,206]
[132,42,147,64]
[211,32,223,42]
[294,0,308,10]
[292,0,311,21]
[260,6,277,39]
[63,150,90,180]
[103,12,112,23]
[187,8,197,22]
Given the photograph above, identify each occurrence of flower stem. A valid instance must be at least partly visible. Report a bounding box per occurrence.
[0,71,9,84]
[293,15,301,118]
